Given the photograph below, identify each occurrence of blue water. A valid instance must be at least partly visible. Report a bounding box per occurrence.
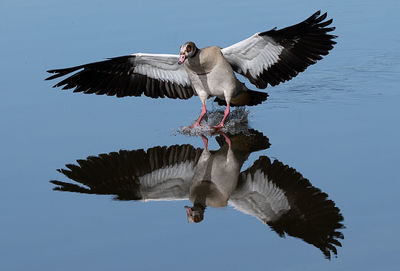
[1,0,400,270]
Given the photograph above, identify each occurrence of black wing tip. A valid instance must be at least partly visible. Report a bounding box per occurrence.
[44,56,128,82]
[45,66,84,81]
[311,10,322,18]
[45,69,59,80]
[259,10,334,37]
[45,73,62,81]
[303,10,322,23]
[50,180,62,185]
[308,10,334,27]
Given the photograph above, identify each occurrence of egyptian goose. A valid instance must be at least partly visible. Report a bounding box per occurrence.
[51,130,344,258]
[46,11,336,128]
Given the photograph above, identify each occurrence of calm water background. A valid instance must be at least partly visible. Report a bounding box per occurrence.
[1,0,399,270]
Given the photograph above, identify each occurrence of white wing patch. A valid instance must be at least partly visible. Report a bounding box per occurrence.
[229,170,290,223]
[221,34,284,78]
[133,53,191,86]
[138,161,195,201]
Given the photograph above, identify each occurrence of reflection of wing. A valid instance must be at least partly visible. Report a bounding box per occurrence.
[51,145,203,201]
[230,156,344,259]
[229,167,290,222]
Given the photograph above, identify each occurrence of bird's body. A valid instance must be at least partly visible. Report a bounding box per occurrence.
[46,11,336,128]
[184,46,242,104]
[190,136,241,208]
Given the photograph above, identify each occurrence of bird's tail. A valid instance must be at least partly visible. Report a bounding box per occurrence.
[214,90,268,107]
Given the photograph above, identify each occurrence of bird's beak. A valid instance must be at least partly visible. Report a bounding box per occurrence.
[184,206,192,216]
[178,54,186,65]
[184,206,193,223]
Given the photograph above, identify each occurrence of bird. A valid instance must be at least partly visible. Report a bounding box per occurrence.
[50,130,344,259]
[46,11,336,128]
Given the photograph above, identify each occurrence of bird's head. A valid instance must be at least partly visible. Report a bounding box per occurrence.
[178,41,198,64]
[184,204,205,223]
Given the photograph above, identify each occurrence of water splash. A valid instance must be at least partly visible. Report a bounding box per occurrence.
[178,107,250,136]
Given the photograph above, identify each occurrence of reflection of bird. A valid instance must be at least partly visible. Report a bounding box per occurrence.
[46,11,336,128]
[51,130,344,259]
[185,132,270,222]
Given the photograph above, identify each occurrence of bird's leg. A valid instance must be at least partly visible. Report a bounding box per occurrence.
[213,104,230,129]
[190,102,207,128]
[220,132,232,149]
[200,134,208,150]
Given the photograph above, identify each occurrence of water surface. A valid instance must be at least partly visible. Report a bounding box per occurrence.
[1,0,399,270]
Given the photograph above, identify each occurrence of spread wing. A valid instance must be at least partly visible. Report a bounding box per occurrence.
[46,53,195,99]
[221,11,336,89]
[51,145,203,201]
[229,157,291,225]
[229,156,344,259]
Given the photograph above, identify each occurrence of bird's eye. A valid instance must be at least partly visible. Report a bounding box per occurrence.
[186,45,192,52]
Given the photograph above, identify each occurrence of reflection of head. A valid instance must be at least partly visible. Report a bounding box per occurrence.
[185,203,206,223]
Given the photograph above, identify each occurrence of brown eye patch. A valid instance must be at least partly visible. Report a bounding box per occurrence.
[186,44,192,52]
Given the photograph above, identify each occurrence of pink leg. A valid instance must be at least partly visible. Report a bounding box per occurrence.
[213,104,230,129]
[220,132,232,149]
[200,135,208,150]
[190,103,207,128]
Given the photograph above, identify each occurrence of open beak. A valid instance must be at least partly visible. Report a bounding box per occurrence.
[178,54,186,65]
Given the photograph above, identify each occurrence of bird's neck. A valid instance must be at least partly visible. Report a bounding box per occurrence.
[193,191,207,206]
[191,46,199,58]
[192,201,206,212]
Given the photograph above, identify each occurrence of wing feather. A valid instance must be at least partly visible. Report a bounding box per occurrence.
[50,145,203,201]
[222,11,337,89]
[229,166,291,223]
[46,53,195,99]
[229,156,344,259]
